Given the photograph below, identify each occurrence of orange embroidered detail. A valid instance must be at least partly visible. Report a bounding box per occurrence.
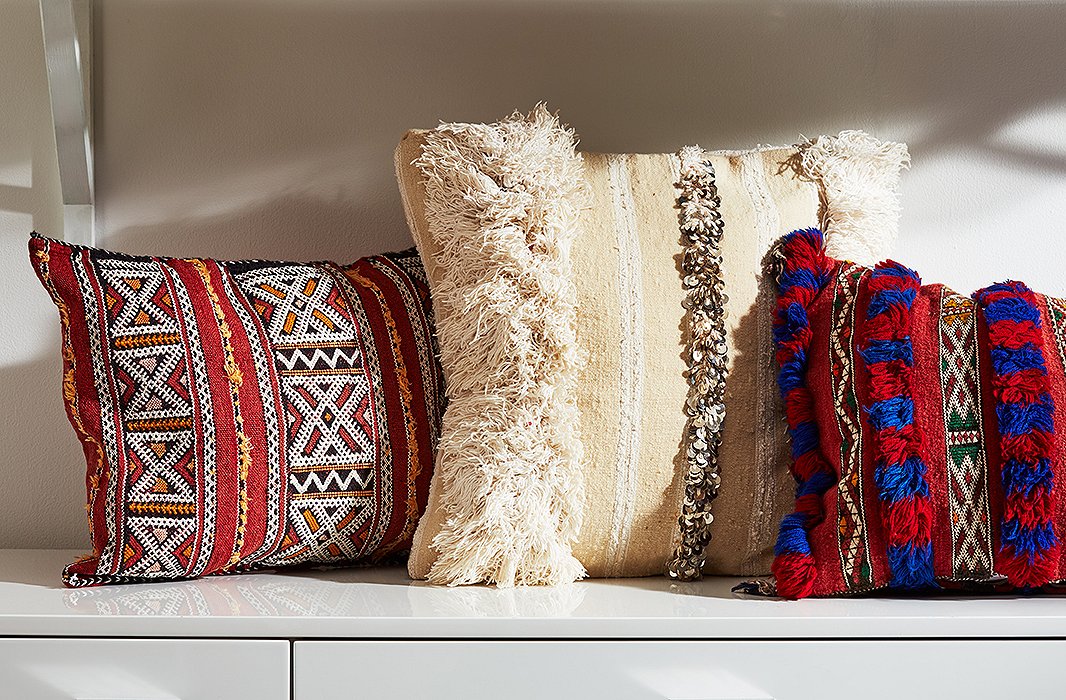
[35,246,107,546]
[190,259,252,569]
[344,267,421,554]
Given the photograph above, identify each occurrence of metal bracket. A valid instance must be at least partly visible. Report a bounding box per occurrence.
[39,0,94,246]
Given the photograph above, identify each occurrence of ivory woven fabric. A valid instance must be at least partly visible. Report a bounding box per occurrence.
[30,235,444,586]
[397,111,908,580]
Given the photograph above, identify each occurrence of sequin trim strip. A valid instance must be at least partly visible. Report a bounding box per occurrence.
[667,147,729,581]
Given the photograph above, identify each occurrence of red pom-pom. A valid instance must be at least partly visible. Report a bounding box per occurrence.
[999,545,1059,589]
[772,553,817,600]
[794,493,825,524]
[990,320,1043,349]
[1002,490,1054,529]
[1002,429,1054,464]
[793,451,831,482]
[784,390,816,429]
[884,497,934,547]
[998,368,1048,405]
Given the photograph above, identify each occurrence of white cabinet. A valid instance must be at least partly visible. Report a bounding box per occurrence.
[294,640,1066,700]
[2,551,1065,699]
[0,638,289,700]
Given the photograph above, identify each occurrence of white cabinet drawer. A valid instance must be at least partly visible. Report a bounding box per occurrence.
[1,638,289,699]
[295,639,1063,700]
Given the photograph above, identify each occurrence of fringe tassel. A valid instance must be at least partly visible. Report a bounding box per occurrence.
[798,131,909,266]
[769,228,836,599]
[414,106,588,587]
[860,261,937,590]
[975,281,1060,589]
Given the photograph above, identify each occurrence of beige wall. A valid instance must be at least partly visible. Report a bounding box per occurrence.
[4,0,1066,549]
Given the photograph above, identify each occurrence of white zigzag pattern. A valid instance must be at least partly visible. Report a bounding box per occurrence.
[275,346,361,372]
[290,469,373,494]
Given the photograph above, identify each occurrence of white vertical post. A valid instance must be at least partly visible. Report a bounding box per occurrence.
[40,0,94,246]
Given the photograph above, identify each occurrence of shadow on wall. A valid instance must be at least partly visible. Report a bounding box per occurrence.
[92,0,1066,263]
[7,0,1066,550]
[0,1,86,550]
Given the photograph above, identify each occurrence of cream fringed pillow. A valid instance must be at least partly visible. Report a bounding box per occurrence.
[396,107,909,585]
[397,111,588,587]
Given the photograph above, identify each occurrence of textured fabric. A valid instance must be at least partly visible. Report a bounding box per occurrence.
[398,109,587,587]
[771,229,1066,598]
[30,234,444,587]
[396,110,908,581]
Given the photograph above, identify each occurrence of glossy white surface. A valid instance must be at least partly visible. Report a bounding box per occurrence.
[1,550,1065,640]
[2,637,289,699]
[295,640,1066,700]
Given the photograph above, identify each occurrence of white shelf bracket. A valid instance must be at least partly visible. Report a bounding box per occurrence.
[40,0,94,246]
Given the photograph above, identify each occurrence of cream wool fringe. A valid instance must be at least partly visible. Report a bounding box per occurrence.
[798,130,910,266]
[414,106,588,587]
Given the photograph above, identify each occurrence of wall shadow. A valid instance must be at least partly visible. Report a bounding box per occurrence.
[89,0,1066,284]
[0,354,88,551]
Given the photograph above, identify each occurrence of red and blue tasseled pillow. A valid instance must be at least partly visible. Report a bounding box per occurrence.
[30,234,445,587]
[770,228,1066,598]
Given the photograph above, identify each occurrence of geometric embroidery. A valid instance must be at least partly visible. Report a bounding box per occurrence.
[95,259,201,578]
[341,259,428,557]
[235,265,379,567]
[166,266,220,578]
[31,234,443,587]
[938,289,994,580]
[831,263,873,590]
[341,255,444,558]
[1048,297,1066,378]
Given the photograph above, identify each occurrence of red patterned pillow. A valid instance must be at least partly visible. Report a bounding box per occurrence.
[770,228,1066,598]
[30,234,444,587]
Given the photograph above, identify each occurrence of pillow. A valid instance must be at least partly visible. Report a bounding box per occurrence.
[769,228,1066,598]
[29,234,444,586]
[394,106,909,585]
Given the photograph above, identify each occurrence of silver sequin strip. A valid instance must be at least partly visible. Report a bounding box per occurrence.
[667,148,729,581]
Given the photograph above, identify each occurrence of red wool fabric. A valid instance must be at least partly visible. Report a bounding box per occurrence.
[30,234,444,587]
[773,230,1066,597]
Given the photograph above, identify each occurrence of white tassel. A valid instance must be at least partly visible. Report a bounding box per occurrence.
[414,105,588,587]
[799,130,910,266]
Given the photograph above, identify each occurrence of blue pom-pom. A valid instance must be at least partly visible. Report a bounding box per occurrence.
[774,513,813,556]
[984,296,1042,326]
[774,302,810,344]
[790,421,819,459]
[874,457,930,502]
[866,395,915,431]
[1001,458,1055,498]
[1001,520,1059,559]
[872,262,920,282]
[797,469,835,498]
[995,394,1055,437]
[867,288,917,318]
[887,542,937,590]
[777,357,807,398]
[779,267,824,292]
[990,344,1048,375]
[860,338,914,367]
